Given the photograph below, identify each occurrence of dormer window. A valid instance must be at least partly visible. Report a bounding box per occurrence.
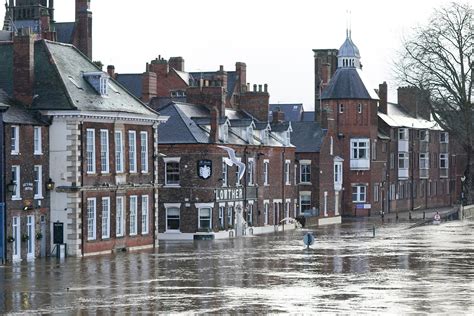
[285,130,291,146]
[220,123,229,142]
[83,72,110,97]
[247,126,254,144]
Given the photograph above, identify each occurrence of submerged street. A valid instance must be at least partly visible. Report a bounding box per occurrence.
[1,219,473,314]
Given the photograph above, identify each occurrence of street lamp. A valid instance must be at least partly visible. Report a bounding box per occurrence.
[461,175,466,205]
[7,180,17,194]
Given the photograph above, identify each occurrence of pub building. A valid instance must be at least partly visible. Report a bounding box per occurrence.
[157,100,297,240]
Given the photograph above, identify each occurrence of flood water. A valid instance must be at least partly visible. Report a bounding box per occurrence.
[1,219,473,314]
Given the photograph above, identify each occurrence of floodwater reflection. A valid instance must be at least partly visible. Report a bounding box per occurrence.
[1,219,473,314]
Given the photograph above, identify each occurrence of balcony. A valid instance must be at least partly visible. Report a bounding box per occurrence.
[440,168,448,178]
[398,168,409,179]
[350,158,370,170]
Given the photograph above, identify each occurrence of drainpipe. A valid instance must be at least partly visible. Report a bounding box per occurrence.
[0,106,7,264]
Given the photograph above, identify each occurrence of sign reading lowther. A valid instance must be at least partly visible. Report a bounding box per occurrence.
[215,188,244,202]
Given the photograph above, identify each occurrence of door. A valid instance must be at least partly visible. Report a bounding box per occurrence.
[40,215,46,257]
[26,215,35,260]
[12,216,20,262]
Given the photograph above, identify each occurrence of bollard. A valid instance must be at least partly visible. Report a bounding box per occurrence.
[396,212,399,221]
[372,225,375,238]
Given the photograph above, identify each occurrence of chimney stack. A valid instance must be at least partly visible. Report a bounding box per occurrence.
[272,108,285,123]
[379,82,388,114]
[142,71,157,103]
[74,0,93,59]
[107,65,115,78]
[210,107,220,143]
[169,56,185,72]
[236,62,247,93]
[13,29,35,106]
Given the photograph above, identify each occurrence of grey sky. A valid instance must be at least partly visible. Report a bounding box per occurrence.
[1,0,453,109]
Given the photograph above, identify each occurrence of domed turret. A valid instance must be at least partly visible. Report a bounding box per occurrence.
[337,30,361,69]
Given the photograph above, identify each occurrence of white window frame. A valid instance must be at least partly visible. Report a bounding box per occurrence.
[128,131,137,173]
[141,195,149,235]
[164,157,181,187]
[264,201,269,225]
[338,104,344,113]
[198,207,212,230]
[11,125,19,155]
[419,130,430,142]
[398,152,409,169]
[352,185,366,203]
[263,160,269,186]
[227,205,233,226]
[102,197,110,239]
[86,129,96,174]
[374,184,379,202]
[440,132,449,143]
[115,131,124,173]
[12,216,20,261]
[116,196,125,237]
[165,204,181,232]
[247,158,255,186]
[334,161,343,190]
[140,131,149,173]
[33,126,42,155]
[285,160,291,185]
[357,103,362,114]
[11,165,21,200]
[218,205,225,229]
[87,198,96,240]
[222,159,228,187]
[398,128,408,140]
[299,160,311,184]
[33,165,43,199]
[100,129,110,174]
[129,195,138,236]
[350,138,370,170]
[235,157,242,186]
[299,192,312,214]
[26,215,35,259]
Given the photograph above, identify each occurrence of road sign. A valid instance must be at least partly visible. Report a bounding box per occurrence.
[303,232,315,248]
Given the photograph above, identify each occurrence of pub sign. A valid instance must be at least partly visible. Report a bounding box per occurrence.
[197,160,212,180]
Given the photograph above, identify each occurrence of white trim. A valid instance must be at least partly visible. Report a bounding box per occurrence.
[248,200,255,205]
[128,130,137,173]
[141,195,149,235]
[129,195,138,235]
[273,199,282,203]
[219,202,226,207]
[87,198,97,240]
[116,196,125,237]
[299,159,311,164]
[285,198,291,203]
[101,197,111,239]
[164,157,181,186]
[195,202,215,208]
[26,215,35,260]
[11,165,21,200]
[33,126,42,155]
[33,165,43,199]
[164,203,182,208]
[115,130,124,173]
[11,125,19,155]
[86,129,96,174]
[12,216,21,262]
[100,129,110,174]
[40,110,167,123]
[165,204,181,233]
[140,131,149,173]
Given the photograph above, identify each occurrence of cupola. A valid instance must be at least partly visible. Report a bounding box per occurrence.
[337,30,361,69]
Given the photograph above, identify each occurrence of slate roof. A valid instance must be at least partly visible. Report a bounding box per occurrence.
[269,103,303,121]
[301,111,315,121]
[378,102,441,130]
[54,22,75,44]
[0,90,47,125]
[321,68,379,100]
[290,122,325,153]
[0,40,159,118]
[115,73,143,99]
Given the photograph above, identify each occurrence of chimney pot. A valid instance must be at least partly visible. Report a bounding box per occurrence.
[264,84,268,93]
[107,65,115,78]
[258,85,262,92]
[253,84,257,92]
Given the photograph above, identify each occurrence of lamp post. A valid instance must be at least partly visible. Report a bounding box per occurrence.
[0,103,9,264]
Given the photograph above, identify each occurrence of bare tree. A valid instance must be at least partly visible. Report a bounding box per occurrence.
[396,2,473,203]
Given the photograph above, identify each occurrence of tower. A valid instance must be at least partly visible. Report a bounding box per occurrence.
[3,0,54,32]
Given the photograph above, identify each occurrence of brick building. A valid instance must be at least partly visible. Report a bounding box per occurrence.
[0,95,50,262]
[311,31,463,216]
[2,0,93,59]
[0,30,166,258]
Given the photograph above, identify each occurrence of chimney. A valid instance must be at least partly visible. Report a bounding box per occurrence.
[321,62,331,89]
[142,71,157,103]
[379,82,388,114]
[210,107,220,143]
[74,0,92,59]
[13,29,35,106]
[272,108,285,123]
[398,86,431,121]
[107,65,115,78]
[236,62,247,93]
[40,10,57,41]
[149,57,169,77]
[168,56,185,72]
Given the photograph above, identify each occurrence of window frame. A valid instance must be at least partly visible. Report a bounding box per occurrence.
[33,126,42,155]
[164,157,181,186]
[166,205,181,232]
[198,207,212,230]
[11,165,21,200]
[129,195,138,236]
[101,197,110,239]
[300,161,311,184]
[115,130,124,173]
[87,198,96,241]
[352,185,366,203]
[140,131,149,173]
[141,195,149,235]
[263,160,269,186]
[116,196,125,237]
[285,160,291,185]
[128,130,137,173]
[33,165,43,199]
[11,125,19,155]
[86,129,96,174]
[100,129,110,174]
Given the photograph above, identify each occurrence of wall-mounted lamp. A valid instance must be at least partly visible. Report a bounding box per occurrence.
[7,180,17,194]
[46,178,55,191]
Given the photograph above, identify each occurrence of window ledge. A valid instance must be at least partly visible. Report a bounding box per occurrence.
[299,182,312,185]
[34,152,43,156]
[34,196,44,200]
[163,184,181,188]
[11,197,22,201]
[165,230,181,234]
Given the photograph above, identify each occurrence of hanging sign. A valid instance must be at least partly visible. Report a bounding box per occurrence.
[197,160,212,180]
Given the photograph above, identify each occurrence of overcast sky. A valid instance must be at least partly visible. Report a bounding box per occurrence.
[1,0,454,109]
